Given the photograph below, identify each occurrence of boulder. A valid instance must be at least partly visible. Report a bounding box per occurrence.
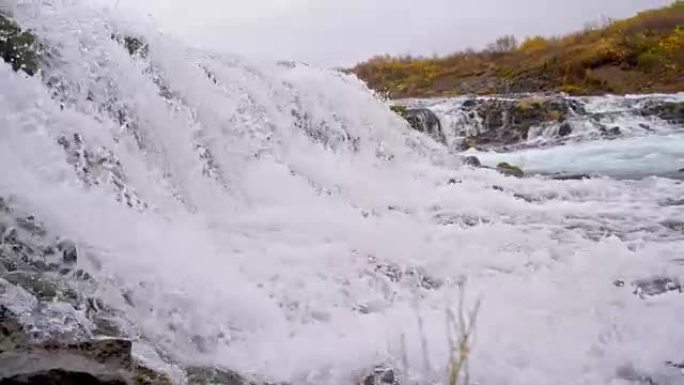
[496,162,524,178]
[558,122,573,137]
[394,107,446,144]
[461,156,482,167]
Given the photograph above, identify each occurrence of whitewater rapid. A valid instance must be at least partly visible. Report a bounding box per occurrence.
[1,1,684,385]
[469,133,684,179]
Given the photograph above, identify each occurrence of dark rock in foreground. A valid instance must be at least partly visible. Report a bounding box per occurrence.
[391,106,446,144]
[461,156,482,167]
[496,162,524,178]
[0,305,172,384]
[0,14,40,76]
[0,369,127,385]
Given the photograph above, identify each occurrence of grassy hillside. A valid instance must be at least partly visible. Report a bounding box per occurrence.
[350,2,684,98]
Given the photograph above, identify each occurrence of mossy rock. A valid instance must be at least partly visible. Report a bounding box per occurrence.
[496,162,524,178]
[389,105,408,119]
[642,102,684,124]
[0,14,40,75]
[135,364,173,385]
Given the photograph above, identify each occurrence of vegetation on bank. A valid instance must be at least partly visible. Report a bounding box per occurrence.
[351,2,684,98]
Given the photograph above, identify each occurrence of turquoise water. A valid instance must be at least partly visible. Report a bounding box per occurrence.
[468,134,684,179]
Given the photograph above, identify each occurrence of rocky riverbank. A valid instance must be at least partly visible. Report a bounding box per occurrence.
[393,94,684,152]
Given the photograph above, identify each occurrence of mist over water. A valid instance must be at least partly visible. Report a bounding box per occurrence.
[2,1,684,384]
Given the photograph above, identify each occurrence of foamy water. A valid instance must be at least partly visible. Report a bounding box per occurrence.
[1,1,684,384]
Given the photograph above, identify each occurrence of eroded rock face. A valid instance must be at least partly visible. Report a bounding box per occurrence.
[640,101,684,125]
[392,107,446,144]
[0,199,289,385]
[459,96,584,150]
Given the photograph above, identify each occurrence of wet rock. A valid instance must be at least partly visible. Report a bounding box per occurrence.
[0,14,40,76]
[0,369,127,385]
[39,339,133,368]
[372,262,442,290]
[659,198,684,207]
[458,96,584,150]
[15,216,46,237]
[496,162,524,178]
[0,305,28,354]
[558,122,572,137]
[111,34,149,58]
[406,267,444,290]
[2,271,59,300]
[361,366,399,385]
[461,99,477,108]
[403,108,446,144]
[599,126,622,137]
[135,363,173,385]
[461,155,482,167]
[389,105,408,119]
[640,101,684,125]
[185,367,282,385]
[57,239,77,264]
[186,367,248,385]
[374,263,402,283]
[513,193,535,203]
[661,220,684,232]
[550,173,591,181]
[1,335,172,384]
[632,277,682,298]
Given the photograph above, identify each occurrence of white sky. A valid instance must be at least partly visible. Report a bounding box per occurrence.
[120,0,672,67]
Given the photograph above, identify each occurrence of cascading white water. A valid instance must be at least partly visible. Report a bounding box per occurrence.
[468,134,684,179]
[2,1,684,385]
[403,93,684,147]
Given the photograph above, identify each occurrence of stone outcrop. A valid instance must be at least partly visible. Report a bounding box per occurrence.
[458,96,584,150]
[391,106,446,144]
[0,14,40,76]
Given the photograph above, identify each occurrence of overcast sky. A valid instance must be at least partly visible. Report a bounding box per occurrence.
[121,0,672,67]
